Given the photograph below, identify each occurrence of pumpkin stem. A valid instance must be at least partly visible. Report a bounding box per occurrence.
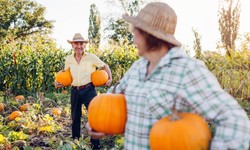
[98,66,105,70]
[170,95,181,121]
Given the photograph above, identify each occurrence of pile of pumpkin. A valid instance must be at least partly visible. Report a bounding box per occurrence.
[55,68,212,149]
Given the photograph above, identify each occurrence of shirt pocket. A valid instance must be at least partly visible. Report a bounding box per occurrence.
[146,88,195,119]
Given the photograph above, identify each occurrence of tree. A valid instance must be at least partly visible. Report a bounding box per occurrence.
[218,0,241,56]
[108,18,133,44]
[0,0,54,44]
[192,28,202,59]
[88,4,101,48]
[105,0,146,44]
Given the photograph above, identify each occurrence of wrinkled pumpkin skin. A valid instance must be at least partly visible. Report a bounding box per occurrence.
[149,113,211,150]
[88,93,127,134]
[91,70,108,87]
[55,70,72,86]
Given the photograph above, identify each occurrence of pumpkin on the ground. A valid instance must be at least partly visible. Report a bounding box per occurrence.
[61,90,68,94]
[0,103,4,112]
[91,70,108,87]
[149,97,211,150]
[9,111,23,120]
[88,93,127,134]
[15,95,25,101]
[19,103,30,112]
[51,108,62,116]
[55,69,72,86]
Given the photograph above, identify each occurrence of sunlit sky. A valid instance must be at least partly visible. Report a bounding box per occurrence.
[34,0,250,51]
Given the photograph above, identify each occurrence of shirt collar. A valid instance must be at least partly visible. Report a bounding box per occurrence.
[138,47,186,80]
[140,47,186,67]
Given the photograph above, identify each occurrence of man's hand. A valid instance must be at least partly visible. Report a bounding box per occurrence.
[55,81,64,88]
[105,79,112,87]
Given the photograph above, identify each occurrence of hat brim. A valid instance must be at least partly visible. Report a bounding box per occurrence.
[67,39,89,44]
[123,14,181,47]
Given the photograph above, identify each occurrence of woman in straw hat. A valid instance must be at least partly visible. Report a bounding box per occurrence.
[55,33,112,149]
[86,2,250,150]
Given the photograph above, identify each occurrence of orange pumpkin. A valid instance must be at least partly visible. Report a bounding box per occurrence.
[61,90,68,94]
[91,70,108,87]
[51,108,62,116]
[88,93,127,134]
[149,109,211,150]
[55,69,72,86]
[9,111,23,120]
[15,95,25,101]
[19,103,30,112]
[0,103,4,112]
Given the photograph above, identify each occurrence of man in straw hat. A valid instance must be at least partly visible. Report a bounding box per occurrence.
[56,33,112,149]
[86,2,250,150]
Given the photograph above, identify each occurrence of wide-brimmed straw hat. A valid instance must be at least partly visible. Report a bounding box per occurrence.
[67,33,88,44]
[122,2,181,47]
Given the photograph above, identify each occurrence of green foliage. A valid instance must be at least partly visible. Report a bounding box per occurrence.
[0,35,68,95]
[88,4,101,48]
[106,18,133,44]
[104,0,144,44]
[88,41,139,89]
[202,49,250,100]
[0,0,54,44]
[192,28,202,59]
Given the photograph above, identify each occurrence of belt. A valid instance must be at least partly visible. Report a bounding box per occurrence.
[72,82,92,90]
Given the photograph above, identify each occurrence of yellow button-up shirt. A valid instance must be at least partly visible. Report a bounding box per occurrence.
[64,53,106,86]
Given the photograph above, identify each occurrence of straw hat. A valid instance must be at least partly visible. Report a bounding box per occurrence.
[122,2,181,47]
[67,33,88,44]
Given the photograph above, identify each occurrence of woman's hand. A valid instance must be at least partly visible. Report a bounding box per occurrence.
[55,81,64,88]
[86,122,107,139]
[105,79,112,87]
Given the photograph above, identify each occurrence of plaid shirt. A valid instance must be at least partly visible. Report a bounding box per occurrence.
[111,47,250,150]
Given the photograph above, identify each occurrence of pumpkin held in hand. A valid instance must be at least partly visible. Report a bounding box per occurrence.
[88,93,127,134]
[91,70,108,87]
[149,97,211,150]
[55,69,72,86]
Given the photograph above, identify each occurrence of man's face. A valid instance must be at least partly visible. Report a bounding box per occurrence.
[72,42,86,54]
